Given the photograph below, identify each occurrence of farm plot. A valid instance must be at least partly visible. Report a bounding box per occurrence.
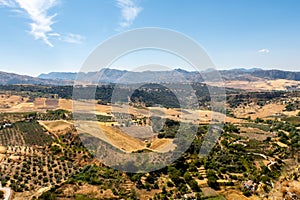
[14,121,53,146]
[39,120,73,133]
[0,146,80,193]
[0,127,25,146]
[0,131,89,196]
[238,127,271,141]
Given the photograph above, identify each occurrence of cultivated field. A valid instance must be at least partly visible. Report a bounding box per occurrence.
[207,79,300,91]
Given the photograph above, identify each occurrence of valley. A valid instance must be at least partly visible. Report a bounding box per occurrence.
[0,78,299,199]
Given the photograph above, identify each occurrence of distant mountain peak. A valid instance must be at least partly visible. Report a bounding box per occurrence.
[230,67,263,72]
[174,68,189,73]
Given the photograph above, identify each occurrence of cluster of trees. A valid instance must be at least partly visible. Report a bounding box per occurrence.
[25,109,72,121]
[0,147,79,192]
[285,100,300,111]
[227,91,286,108]
[0,83,236,109]
[0,130,89,193]
[157,119,180,138]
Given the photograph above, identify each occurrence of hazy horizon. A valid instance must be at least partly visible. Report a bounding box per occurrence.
[2,66,300,78]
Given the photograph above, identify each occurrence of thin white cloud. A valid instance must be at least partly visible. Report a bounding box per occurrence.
[49,32,85,44]
[59,33,85,44]
[0,0,84,47]
[116,0,142,28]
[258,48,270,54]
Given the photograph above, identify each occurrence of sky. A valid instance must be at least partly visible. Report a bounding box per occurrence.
[0,0,300,76]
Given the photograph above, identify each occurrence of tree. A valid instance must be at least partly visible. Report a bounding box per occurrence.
[265,137,272,143]
[206,170,220,190]
[188,178,200,192]
[242,188,252,197]
[183,172,192,182]
[167,166,182,184]
[254,117,264,123]
[146,174,155,184]
[207,176,219,190]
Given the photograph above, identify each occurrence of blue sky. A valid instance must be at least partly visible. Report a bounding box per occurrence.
[0,0,299,76]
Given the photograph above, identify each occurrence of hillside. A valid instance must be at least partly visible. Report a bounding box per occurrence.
[0,71,71,85]
[38,68,300,83]
[1,68,300,90]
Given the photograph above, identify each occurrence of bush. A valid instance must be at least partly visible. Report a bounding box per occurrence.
[167,181,174,187]
[39,191,57,200]
[242,188,251,197]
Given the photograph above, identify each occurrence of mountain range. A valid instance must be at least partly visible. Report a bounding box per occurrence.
[0,68,300,85]
[0,71,70,85]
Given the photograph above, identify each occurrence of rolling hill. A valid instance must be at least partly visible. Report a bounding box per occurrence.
[0,71,71,85]
[38,68,300,83]
[0,68,300,86]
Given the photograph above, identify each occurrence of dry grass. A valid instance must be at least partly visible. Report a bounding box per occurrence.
[238,127,271,141]
[39,120,73,133]
[208,79,300,91]
[100,125,146,151]
[0,95,241,125]
[76,121,145,152]
[234,103,285,119]
[150,138,176,152]
[201,187,218,197]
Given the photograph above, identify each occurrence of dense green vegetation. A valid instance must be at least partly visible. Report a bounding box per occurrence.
[0,83,233,109]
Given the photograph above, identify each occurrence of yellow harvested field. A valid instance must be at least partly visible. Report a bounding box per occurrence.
[75,120,177,153]
[234,103,285,119]
[0,95,24,107]
[150,138,176,152]
[99,125,146,151]
[76,120,145,152]
[58,99,73,111]
[283,109,300,116]
[208,79,300,91]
